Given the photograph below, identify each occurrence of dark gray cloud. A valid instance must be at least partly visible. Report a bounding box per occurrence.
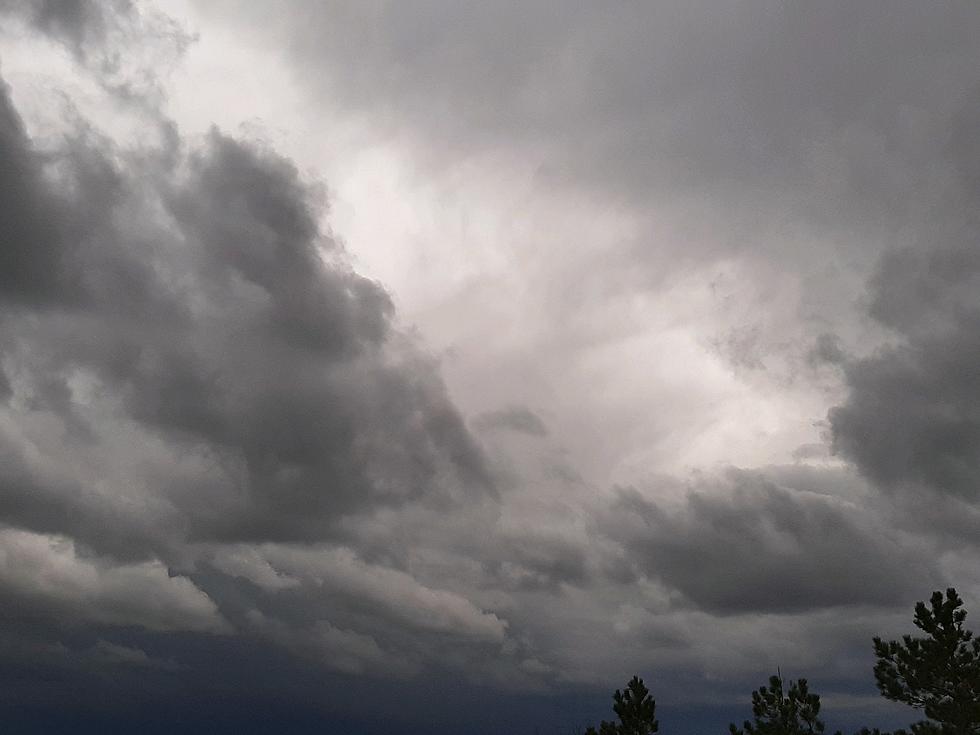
[0,38,520,722]
[831,246,980,502]
[603,469,936,614]
[482,530,589,591]
[0,66,493,555]
[197,542,508,682]
[0,428,164,561]
[0,70,74,304]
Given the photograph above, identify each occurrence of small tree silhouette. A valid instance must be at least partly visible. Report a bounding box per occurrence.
[585,675,659,735]
[873,588,980,735]
[729,672,827,735]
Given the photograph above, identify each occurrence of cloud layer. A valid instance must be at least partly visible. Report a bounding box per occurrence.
[2,2,980,734]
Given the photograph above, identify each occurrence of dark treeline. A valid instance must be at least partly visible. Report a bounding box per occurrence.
[584,589,980,735]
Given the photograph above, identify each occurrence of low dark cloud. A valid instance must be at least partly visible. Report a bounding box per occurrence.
[482,530,589,591]
[603,469,936,614]
[831,254,980,502]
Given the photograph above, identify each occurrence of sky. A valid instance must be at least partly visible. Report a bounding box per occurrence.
[1,1,979,733]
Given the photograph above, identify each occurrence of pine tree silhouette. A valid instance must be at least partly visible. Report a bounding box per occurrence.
[584,675,659,735]
[729,672,827,735]
[873,588,980,735]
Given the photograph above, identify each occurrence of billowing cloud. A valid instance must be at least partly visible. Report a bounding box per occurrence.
[3,2,980,734]
[831,243,980,504]
[0,8,507,703]
[0,527,227,632]
[0,66,493,554]
[603,469,936,614]
[213,543,507,642]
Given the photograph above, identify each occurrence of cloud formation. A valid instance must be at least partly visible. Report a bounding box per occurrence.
[0,7,508,706]
[831,243,980,504]
[3,2,980,734]
[604,469,934,614]
[0,527,227,632]
[0,70,492,551]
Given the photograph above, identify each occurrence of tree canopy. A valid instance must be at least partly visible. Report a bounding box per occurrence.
[873,588,980,735]
[729,673,827,735]
[585,675,659,735]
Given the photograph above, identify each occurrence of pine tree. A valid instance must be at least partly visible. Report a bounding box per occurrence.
[585,675,659,735]
[873,588,980,735]
[729,673,827,735]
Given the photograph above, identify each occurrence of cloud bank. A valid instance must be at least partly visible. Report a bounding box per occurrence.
[1,2,980,734]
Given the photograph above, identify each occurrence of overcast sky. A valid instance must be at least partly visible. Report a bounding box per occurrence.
[1,2,979,733]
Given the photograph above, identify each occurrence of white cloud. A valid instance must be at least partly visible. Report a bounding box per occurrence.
[0,528,228,633]
[243,544,507,643]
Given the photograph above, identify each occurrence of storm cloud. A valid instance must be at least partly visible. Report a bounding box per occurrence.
[0,11,508,703]
[0,69,492,549]
[604,469,935,614]
[3,2,980,734]
[831,242,980,504]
